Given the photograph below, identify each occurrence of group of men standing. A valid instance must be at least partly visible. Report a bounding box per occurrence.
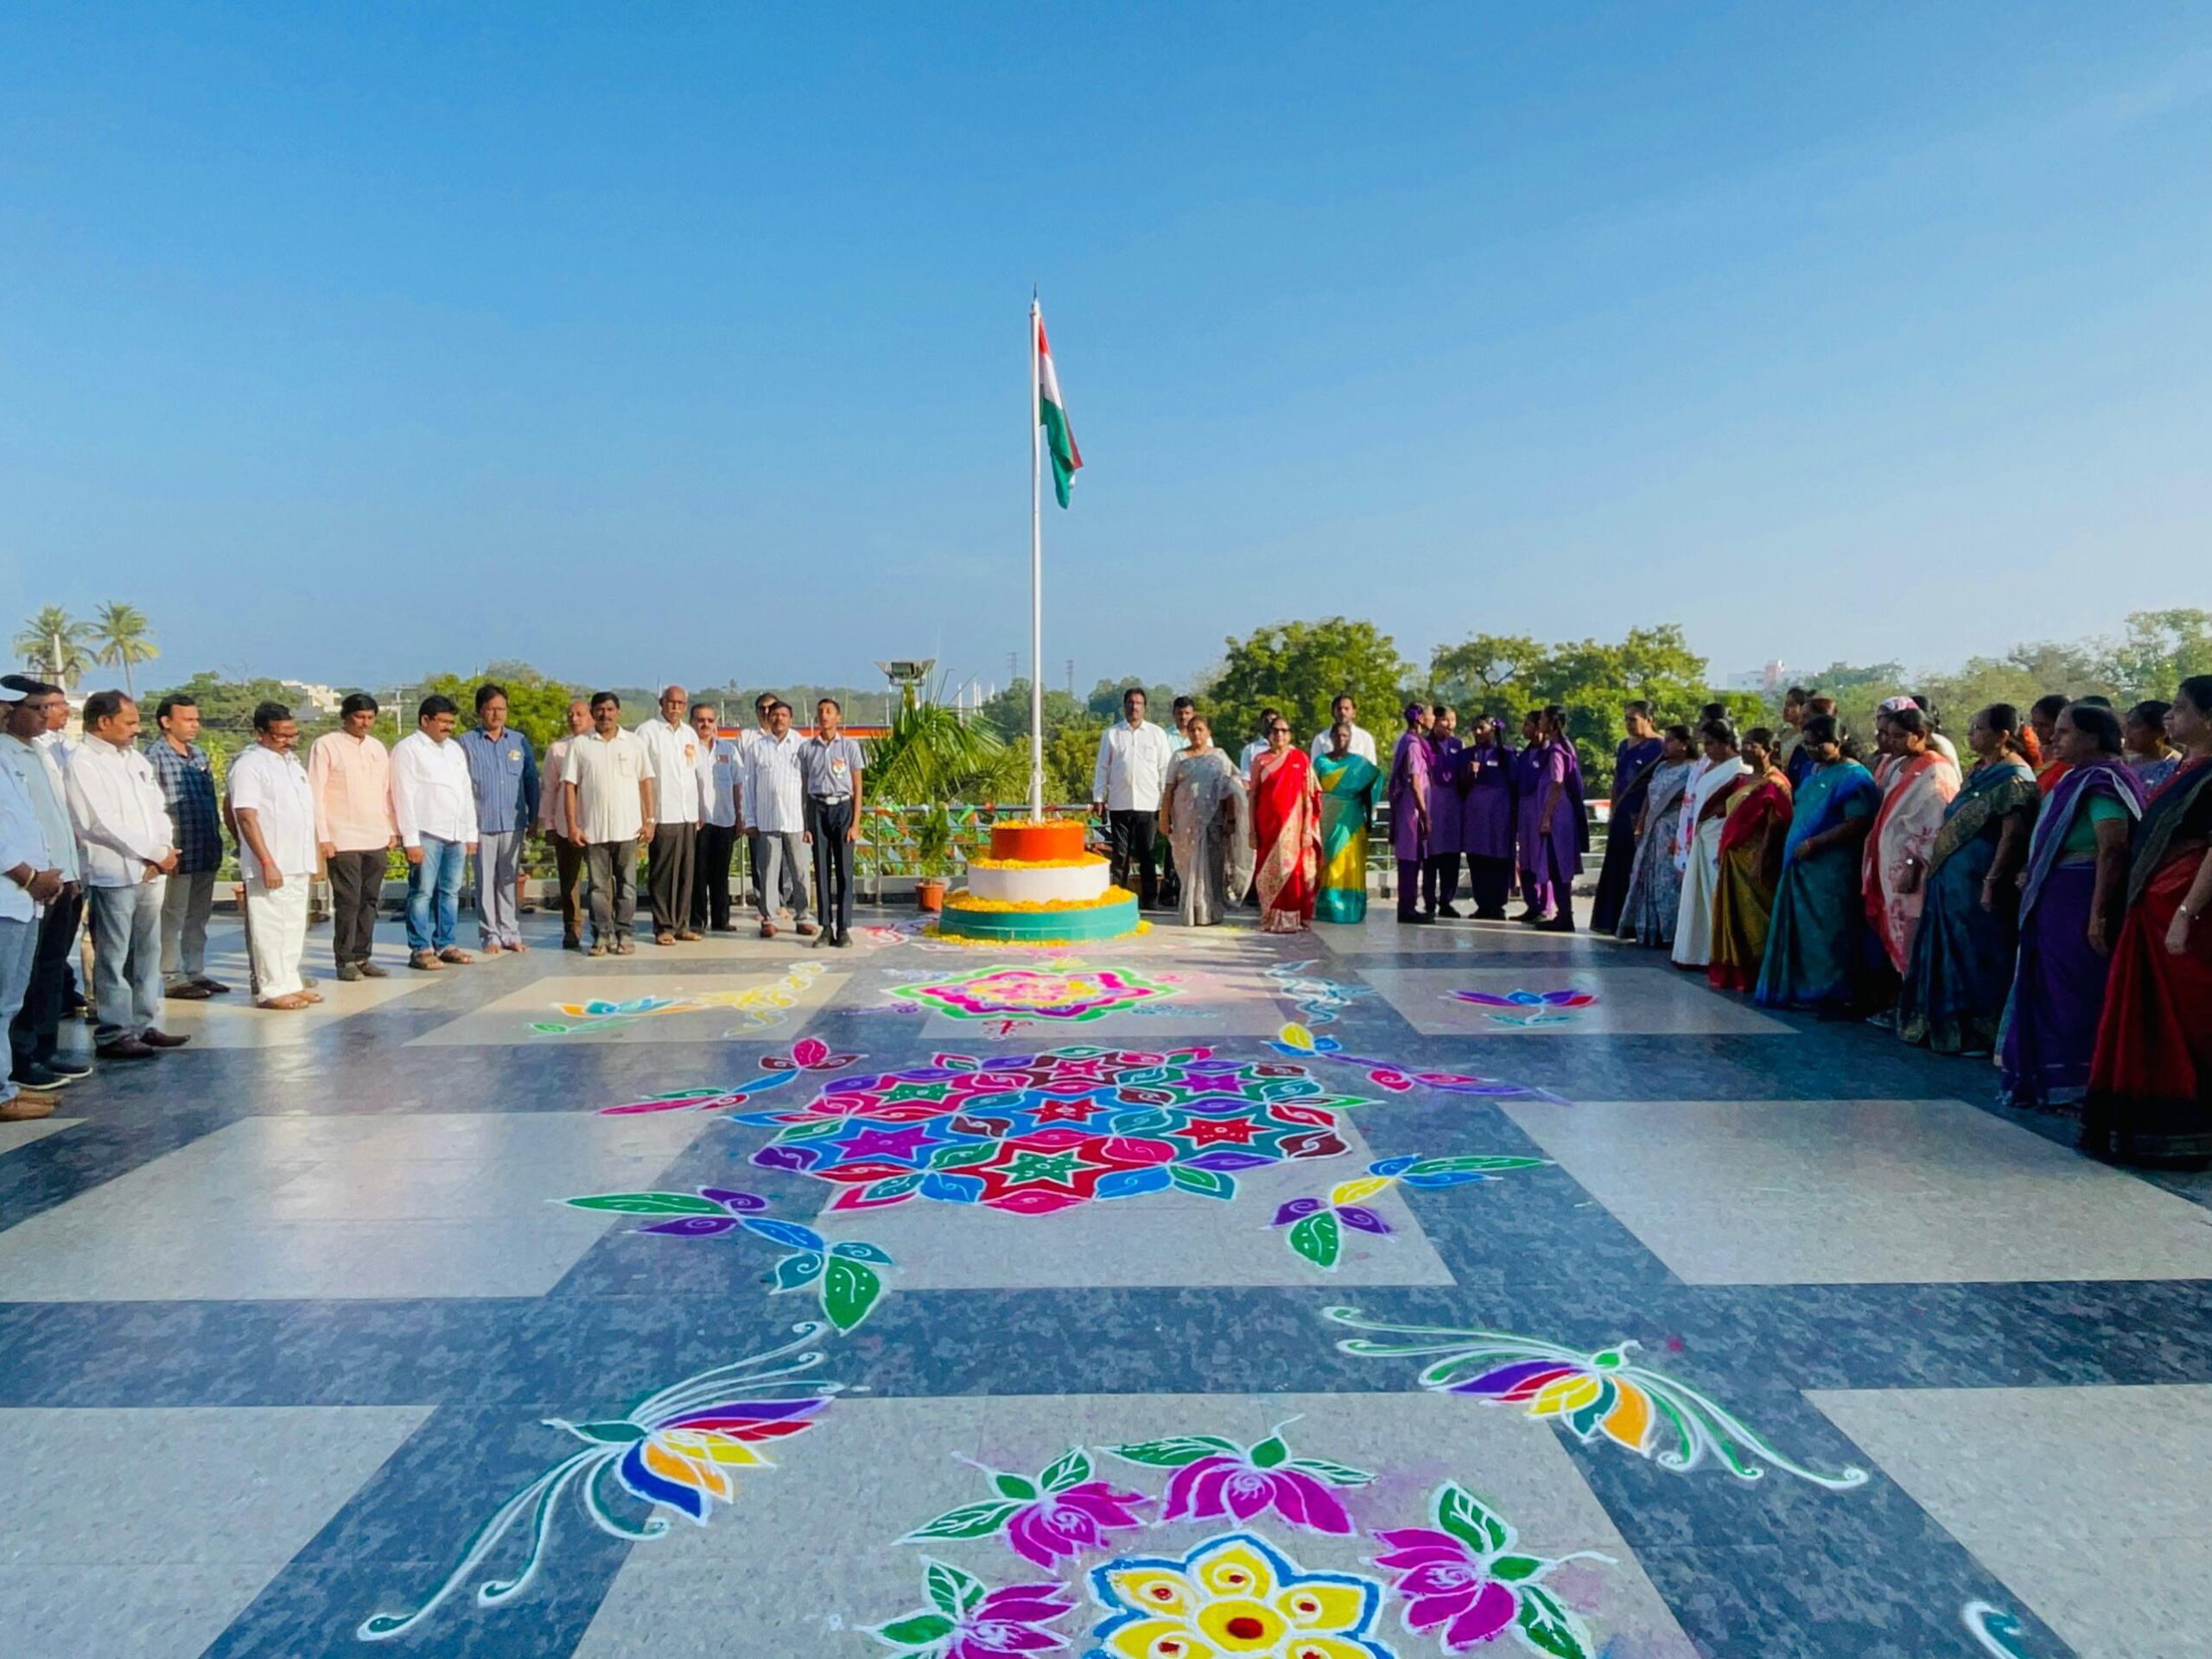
[541,686,865,952]
[2,676,197,1122]
[0,676,868,1122]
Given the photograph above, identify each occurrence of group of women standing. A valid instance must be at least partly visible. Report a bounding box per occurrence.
[1603,702,1800,989]
[1707,677,2212,1167]
[1370,703,1589,930]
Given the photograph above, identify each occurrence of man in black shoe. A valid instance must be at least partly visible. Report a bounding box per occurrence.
[310,692,398,981]
[1090,687,1173,910]
[144,695,226,998]
[801,698,865,947]
[3,678,92,1089]
[65,690,189,1059]
[690,701,741,933]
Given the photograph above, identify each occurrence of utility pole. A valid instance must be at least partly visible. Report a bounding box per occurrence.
[1065,659,1074,698]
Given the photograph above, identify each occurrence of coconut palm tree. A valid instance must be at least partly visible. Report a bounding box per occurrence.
[91,601,160,698]
[13,607,92,688]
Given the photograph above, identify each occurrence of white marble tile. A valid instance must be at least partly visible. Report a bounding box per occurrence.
[571,1391,1700,1659]
[0,1112,709,1299]
[0,1404,429,1659]
[1503,1097,2212,1283]
[1356,965,1787,1037]
[0,1116,81,1156]
[408,967,846,1046]
[145,928,434,1047]
[1809,1385,2212,1659]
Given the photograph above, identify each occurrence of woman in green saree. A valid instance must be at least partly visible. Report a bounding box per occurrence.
[1315,722,1381,924]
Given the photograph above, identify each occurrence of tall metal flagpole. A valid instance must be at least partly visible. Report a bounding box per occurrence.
[1028,295,1045,820]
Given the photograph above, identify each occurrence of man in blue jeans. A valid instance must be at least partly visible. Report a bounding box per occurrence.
[389,695,479,970]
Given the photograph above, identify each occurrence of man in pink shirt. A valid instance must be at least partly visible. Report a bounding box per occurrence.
[308,692,398,981]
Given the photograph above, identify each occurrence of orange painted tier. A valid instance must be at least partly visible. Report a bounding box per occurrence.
[989,818,1087,862]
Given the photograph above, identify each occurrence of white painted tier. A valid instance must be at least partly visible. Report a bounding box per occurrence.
[964,861,1113,904]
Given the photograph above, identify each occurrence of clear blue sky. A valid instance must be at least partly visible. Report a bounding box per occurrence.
[5,4,2208,697]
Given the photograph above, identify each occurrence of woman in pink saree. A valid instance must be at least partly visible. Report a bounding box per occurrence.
[1249,714,1322,932]
[1864,702,1962,990]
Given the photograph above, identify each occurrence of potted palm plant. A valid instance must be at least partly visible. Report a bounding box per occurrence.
[912,804,955,912]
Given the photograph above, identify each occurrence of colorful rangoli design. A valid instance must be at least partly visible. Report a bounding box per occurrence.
[556,1187,896,1331]
[1267,1022,1568,1103]
[872,1425,1612,1659]
[901,1446,1153,1567]
[1964,1601,2040,1658]
[1374,1482,1613,1655]
[1263,960,1375,1025]
[1272,1154,1552,1271]
[886,964,1178,1029]
[734,1045,1366,1215]
[1323,1308,1870,1490]
[592,1039,862,1119]
[1446,988,1599,1029]
[867,1560,1078,1657]
[1089,1531,1391,1659]
[358,1325,840,1640]
[530,963,824,1034]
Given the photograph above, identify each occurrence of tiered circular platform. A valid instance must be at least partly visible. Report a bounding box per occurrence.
[938,817,1142,943]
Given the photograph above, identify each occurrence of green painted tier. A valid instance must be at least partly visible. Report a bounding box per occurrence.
[935,892,1143,943]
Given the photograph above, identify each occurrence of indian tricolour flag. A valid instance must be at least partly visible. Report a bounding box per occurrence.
[1036,308,1082,508]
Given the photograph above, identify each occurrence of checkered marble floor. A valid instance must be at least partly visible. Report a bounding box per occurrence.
[3,901,2208,1659]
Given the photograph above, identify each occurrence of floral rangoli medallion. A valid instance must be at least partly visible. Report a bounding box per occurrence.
[732,1045,1369,1215]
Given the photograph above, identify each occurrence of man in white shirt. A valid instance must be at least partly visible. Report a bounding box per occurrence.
[1309,694,1377,765]
[389,694,479,971]
[35,695,76,767]
[689,701,742,934]
[0,721,66,1119]
[563,691,653,956]
[741,701,815,938]
[739,692,774,912]
[538,698,593,950]
[634,684,704,946]
[64,690,188,1058]
[229,702,319,1010]
[1091,686,1175,910]
[2,677,92,1093]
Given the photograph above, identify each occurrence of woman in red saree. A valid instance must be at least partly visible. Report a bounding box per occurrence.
[2085,675,2212,1165]
[1249,714,1322,933]
[1708,728,1794,991]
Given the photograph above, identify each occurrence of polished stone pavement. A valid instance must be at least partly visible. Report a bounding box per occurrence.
[2,900,2206,1659]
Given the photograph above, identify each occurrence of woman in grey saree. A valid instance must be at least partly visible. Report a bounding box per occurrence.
[1618,726,1696,949]
[1159,716,1254,926]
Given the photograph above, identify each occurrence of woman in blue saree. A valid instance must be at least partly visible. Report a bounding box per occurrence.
[1896,704,2039,1055]
[1756,715,1881,1013]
